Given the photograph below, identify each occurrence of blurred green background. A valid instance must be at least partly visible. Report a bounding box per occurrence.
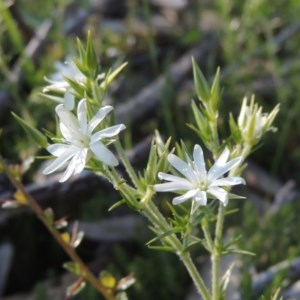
[1,0,300,299]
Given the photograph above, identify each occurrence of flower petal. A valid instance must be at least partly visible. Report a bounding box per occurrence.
[91,124,126,142]
[157,172,193,186]
[210,176,246,187]
[47,144,72,156]
[208,186,228,206]
[90,142,118,166]
[89,106,113,132]
[208,156,242,182]
[59,162,76,182]
[77,99,88,134]
[43,148,77,174]
[168,154,198,183]
[172,189,198,205]
[193,145,207,181]
[154,181,192,192]
[56,104,80,141]
[194,190,207,205]
[64,91,75,110]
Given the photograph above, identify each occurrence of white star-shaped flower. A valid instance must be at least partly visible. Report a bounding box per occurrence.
[43,99,125,182]
[154,145,245,206]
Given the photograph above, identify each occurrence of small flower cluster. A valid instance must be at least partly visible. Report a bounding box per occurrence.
[43,98,125,182]
[41,40,126,182]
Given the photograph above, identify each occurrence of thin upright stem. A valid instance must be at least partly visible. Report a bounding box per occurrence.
[114,140,143,190]
[104,161,211,300]
[143,201,211,300]
[212,201,225,300]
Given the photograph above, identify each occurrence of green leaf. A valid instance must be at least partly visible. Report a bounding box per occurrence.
[108,199,126,211]
[12,112,48,148]
[40,93,64,103]
[145,142,158,183]
[100,63,128,90]
[85,31,98,78]
[147,245,175,252]
[63,261,83,276]
[192,57,210,102]
[210,67,221,111]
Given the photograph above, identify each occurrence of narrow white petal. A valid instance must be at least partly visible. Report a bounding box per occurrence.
[64,92,75,110]
[210,176,246,187]
[59,162,76,182]
[194,190,207,205]
[60,122,85,143]
[154,181,192,192]
[91,124,126,142]
[193,145,207,181]
[47,144,72,156]
[208,187,228,206]
[77,99,88,134]
[90,142,118,166]
[172,189,198,205]
[89,106,114,132]
[157,172,193,186]
[208,156,242,182]
[43,148,77,174]
[168,154,198,183]
[73,148,88,173]
[56,105,80,141]
[216,147,230,165]
[57,148,87,182]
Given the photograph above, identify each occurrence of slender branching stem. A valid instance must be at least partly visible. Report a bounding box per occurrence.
[103,149,211,300]
[1,158,116,300]
[114,140,143,191]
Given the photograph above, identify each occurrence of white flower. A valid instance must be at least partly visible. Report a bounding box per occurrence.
[154,145,245,206]
[43,58,104,93]
[43,99,125,182]
[238,96,279,145]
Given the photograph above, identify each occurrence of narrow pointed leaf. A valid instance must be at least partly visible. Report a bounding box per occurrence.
[192,57,210,102]
[12,112,48,148]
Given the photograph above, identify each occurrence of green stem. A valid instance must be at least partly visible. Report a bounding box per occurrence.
[212,202,225,300]
[104,163,211,300]
[1,158,115,300]
[114,140,143,190]
[142,201,211,300]
[201,217,214,252]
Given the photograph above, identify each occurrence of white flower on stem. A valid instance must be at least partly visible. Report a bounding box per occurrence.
[238,96,279,145]
[43,99,125,182]
[154,145,245,206]
[43,58,104,93]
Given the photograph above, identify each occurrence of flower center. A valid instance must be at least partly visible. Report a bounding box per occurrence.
[75,134,90,148]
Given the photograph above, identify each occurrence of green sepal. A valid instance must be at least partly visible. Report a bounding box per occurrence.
[64,77,85,97]
[12,112,48,148]
[145,141,158,184]
[229,112,242,143]
[192,57,210,102]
